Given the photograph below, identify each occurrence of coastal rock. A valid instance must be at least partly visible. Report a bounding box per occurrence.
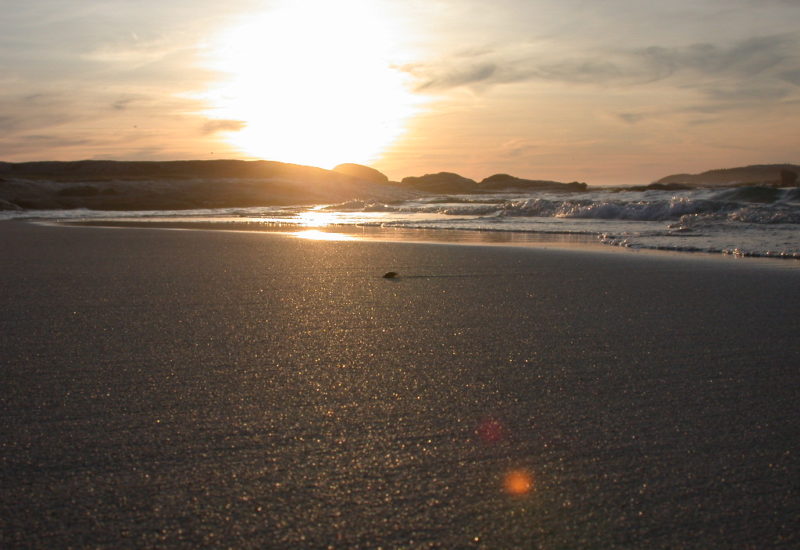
[0,159,414,210]
[480,174,587,192]
[780,169,797,187]
[56,185,100,197]
[400,172,478,193]
[332,163,389,184]
[655,164,800,187]
[0,159,351,182]
[624,182,696,191]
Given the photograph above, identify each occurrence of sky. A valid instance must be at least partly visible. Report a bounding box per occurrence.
[1,0,799,185]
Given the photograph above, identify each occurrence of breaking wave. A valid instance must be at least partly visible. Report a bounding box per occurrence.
[331,189,800,225]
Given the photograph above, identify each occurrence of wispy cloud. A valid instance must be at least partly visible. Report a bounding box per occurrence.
[410,33,800,92]
[618,113,647,125]
[201,119,246,134]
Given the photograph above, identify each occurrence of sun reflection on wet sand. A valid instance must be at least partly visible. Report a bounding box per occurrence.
[293,229,358,241]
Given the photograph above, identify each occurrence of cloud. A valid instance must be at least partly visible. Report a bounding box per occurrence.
[781,69,800,86]
[618,113,646,124]
[0,92,77,132]
[499,139,537,158]
[410,33,800,92]
[415,63,498,90]
[201,119,246,134]
[632,35,795,79]
[18,134,93,146]
[0,116,18,131]
[112,98,137,111]
[701,85,792,102]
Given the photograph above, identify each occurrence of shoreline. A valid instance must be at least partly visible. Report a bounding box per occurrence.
[48,218,800,268]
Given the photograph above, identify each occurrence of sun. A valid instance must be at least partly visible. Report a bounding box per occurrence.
[203,0,420,169]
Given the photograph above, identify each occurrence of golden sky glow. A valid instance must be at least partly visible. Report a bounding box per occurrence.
[1,0,799,185]
[203,0,421,169]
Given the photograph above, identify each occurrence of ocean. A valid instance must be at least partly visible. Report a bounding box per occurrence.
[4,184,799,259]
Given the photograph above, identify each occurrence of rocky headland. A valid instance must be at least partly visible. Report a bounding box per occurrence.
[652,164,799,188]
[0,160,588,211]
[0,160,412,211]
[1,159,797,211]
[397,172,587,194]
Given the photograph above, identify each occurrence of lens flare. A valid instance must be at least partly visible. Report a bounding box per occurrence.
[504,469,534,496]
[476,417,507,444]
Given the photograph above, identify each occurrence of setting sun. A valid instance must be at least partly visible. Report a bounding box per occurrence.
[203,0,419,168]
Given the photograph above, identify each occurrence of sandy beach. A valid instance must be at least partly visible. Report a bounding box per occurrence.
[1,220,798,548]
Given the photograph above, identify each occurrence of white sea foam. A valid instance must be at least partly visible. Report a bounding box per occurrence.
[4,185,798,259]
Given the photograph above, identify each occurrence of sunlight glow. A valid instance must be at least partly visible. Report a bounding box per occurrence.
[297,207,340,228]
[203,0,421,168]
[294,230,357,241]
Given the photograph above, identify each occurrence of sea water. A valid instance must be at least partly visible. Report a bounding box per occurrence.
[3,185,799,259]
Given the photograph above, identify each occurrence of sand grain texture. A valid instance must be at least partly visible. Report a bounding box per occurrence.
[1,221,798,548]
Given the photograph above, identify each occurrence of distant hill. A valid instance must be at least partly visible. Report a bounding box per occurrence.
[399,172,479,193]
[332,163,389,184]
[0,160,598,211]
[0,159,412,211]
[399,172,587,193]
[654,164,799,187]
[0,159,364,182]
[479,174,587,192]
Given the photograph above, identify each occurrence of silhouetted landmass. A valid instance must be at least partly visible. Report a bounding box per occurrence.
[399,172,586,194]
[3,159,798,211]
[0,159,347,182]
[333,163,389,184]
[654,164,800,187]
[479,174,588,192]
[624,182,696,191]
[400,172,479,193]
[0,160,411,210]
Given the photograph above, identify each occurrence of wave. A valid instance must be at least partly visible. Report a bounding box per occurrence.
[711,185,797,204]
[499,197,799,224]
[326,187,800,225]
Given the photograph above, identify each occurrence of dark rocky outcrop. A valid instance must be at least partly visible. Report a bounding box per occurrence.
[400,172,478,193]
[626,182,696,191]
[654,164,800,187]
[332,163,389,184]
[0,159,350,182]
[780,169,798,187]
[479,174,587,192]
[0,159,414,210]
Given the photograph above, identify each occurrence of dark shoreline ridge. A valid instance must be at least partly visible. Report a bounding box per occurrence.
[0,159,797,211]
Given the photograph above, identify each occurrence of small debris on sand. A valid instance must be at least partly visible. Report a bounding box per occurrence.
[383,271,398,279]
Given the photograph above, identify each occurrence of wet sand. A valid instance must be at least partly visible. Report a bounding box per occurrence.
[1,220,799,548]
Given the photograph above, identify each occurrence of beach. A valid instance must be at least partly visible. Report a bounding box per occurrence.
[1,220,798,547]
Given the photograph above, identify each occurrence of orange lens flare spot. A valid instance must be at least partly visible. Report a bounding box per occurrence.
[504,469,534,496]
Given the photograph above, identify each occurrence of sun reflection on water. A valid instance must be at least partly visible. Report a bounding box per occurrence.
[297,208,341,228]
